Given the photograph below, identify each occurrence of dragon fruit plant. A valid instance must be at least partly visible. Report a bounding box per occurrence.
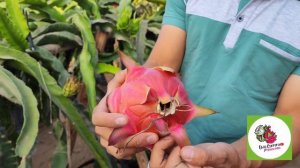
[107,53,215,148]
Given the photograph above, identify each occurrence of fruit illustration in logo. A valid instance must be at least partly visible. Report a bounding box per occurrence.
[254,125,277,144]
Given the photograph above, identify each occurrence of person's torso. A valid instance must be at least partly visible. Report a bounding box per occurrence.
[181,0,300,118]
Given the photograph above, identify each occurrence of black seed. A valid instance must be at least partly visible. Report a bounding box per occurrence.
[159,102,171,111]
[159,102,164,111]
[165,102,171,109]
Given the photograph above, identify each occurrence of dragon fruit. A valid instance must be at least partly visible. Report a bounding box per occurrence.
[107,53,215,147]
[263,126,277,144]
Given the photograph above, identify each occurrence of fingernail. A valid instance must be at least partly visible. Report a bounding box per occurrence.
[147,135,157,144]
[115,117,127,126]
[181,146,194,161]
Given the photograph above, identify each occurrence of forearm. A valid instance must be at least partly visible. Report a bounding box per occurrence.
[233,75,300,168]
[144,25,186,71]
[234,127,299,168]
[232,136,287,168]
[232,117,300,168]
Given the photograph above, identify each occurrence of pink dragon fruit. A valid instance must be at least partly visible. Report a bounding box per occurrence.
[264,126,277,144]
[107,53,215,147]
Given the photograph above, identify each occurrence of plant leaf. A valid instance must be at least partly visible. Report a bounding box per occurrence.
[136,20,148,64]
[72,12,98,66]
[0,134,18,168]
[27,47,70,86]
[51,135,67,168]
[115,32,135,48]
[38,6,66,22]
[0,9,28,50]
[0,45,110,167]
[51,120,68,168]
[33,31,82,47]
[96,63,120,74]
[116,0,132,30]
[0,2,6,8]
[0,70,21,104]
[20,0,46,6]
[0,66,39,164]
[147,24,161,35]
[32,22,80,38]
[99,53,119,63]
[73,0,101,19]
[6,0,30,40]
[72,13,97,117]
[147,0,166,5]
[47,0,72,7]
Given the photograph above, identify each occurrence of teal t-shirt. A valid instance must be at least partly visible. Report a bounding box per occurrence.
[163,0,300,144]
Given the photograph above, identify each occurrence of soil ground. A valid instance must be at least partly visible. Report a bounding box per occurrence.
[31,125,94,168]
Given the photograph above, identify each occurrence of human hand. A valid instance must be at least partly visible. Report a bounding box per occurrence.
[150,139,249,168]
[92,70,159,159]
[150,136,188,168]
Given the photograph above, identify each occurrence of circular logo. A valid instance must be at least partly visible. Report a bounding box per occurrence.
[248,116,291,159]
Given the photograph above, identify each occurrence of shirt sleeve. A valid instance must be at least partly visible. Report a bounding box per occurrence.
[162,0,187,31]
[292,65,300,76]
[184,113,245,145]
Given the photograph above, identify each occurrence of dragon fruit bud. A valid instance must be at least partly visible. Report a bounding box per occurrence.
[106,52,215,147]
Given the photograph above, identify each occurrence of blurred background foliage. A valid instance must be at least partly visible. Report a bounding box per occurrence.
[0,0,165,167]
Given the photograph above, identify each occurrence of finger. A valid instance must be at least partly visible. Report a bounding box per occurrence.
[114,132,159,148]
[100,137,109,148]
[107,146,144,160]
[95,126,112,140]
[92,106,128,127]
[150,136,175,168]
[106,145,144,160]
[92,69,127,126]
[165,146,185,168]
[107,69,127,93]
[101,137,145,160]
[180,143,240,167]
[93,94,109,113]
[92,96,107,124]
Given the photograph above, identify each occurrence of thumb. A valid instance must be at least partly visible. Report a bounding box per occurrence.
[117,50,138,68]
[180,143,240,167]
[107,69,127,93]
[180,146,207,166]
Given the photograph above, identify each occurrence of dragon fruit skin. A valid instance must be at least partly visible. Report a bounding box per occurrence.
[264,127,277,144]
[107,65,213,147]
